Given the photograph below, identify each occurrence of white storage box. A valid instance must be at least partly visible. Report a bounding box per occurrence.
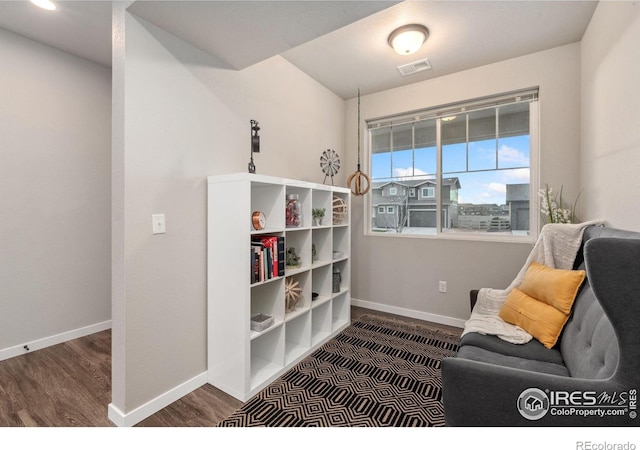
[250,313,274,332]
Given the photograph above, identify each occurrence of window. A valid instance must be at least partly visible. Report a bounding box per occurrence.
[421,187,435,198]
[387,206,395,214]
[378,206,385,214]
[368,89,538,239]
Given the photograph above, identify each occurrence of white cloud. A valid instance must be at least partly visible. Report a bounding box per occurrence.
[487,182,506,193]
[460,183,505,205]
[502,168,530,182]
[498,144,529,165]
[392,167,430,179]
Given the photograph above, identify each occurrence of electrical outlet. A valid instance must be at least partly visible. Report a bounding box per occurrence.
[439,281,447,293]
[152,214,166,234]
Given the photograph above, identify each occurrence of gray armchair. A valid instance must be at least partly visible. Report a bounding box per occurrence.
[442,233,640,426]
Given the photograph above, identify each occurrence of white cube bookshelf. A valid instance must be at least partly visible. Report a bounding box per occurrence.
[207,173,351,401]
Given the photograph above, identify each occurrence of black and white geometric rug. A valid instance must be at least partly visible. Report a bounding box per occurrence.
[218,314,461,427]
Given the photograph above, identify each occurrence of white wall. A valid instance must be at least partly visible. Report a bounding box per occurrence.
[581,2,640,232]
[110,12,344,421]
[0,28,111,359]
[345,44,582,322]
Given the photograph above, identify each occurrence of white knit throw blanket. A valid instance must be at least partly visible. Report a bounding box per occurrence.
[461,220,604,344]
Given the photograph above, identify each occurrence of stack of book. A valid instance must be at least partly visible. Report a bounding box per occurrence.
[250,235,285,283]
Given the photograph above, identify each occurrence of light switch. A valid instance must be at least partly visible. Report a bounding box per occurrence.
[152,214,166,234]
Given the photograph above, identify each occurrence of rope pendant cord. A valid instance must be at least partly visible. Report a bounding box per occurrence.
[347,89,371,195]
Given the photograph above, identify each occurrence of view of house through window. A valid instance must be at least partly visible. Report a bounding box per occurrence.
[368,89,538,238]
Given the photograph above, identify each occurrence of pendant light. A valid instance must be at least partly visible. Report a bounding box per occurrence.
[347,89,370,196]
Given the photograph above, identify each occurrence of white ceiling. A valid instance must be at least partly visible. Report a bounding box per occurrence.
[0,1,598,100]
[126,1,399,70]
[0,1,113,67]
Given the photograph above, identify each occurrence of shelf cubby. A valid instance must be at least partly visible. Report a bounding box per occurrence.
[251,182,285,233]
[311,189,332,228]
[311,300,332,347]
[284,228,311,274]
[332,259,349,297]
[285,186,311,229]
[312,227,332,267]
[285,312,311,365]
[251,326,285,391]
[331,191,349,226]
[285,271,310,321]
[251,280,284,317]
[332,226,349,260]
[312,264,332,301]
[332,292,350,331]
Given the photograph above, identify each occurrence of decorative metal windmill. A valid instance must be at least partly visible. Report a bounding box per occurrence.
[320,149,340,185]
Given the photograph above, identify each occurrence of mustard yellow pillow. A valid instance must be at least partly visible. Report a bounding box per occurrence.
[519,262,586,314]
[499,262,586,348]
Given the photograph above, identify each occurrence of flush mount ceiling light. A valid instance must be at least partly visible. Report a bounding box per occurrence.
[30,0,57,10]
[388,24,429,55]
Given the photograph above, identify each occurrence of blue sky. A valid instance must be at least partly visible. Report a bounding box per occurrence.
[372,135,530,205]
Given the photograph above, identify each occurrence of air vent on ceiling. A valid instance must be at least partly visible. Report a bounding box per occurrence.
[397,58,432,77]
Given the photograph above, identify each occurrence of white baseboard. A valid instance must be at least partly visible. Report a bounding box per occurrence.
[108,371,208,427]
[0,320,112,363]
[351,298,466,329]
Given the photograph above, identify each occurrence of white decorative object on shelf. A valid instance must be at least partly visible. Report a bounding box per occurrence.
[285,277,302,312]
[332,195,348,225]
[207,173,351,401]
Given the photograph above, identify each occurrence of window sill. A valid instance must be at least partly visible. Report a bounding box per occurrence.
[365,228,536,245]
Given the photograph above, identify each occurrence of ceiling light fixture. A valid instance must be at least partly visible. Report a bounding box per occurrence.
[388,24,429,55]
[30,0,57,11]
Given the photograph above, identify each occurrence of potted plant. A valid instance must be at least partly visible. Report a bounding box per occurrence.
[286,247,301,269]
[312,208,326,226]
[538,184,581,224]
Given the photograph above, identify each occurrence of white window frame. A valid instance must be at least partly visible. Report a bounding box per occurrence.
[387,206,395,214]
[421,187,435,198]
[389,187,397,195]
[409,188,416,198]
[378,206,385,214]
[364,89,539,243]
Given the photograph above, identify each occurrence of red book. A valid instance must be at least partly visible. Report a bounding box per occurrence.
[260,236,279,277]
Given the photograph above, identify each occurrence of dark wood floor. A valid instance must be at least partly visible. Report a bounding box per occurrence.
[0,327,113,427]
[0,306,461,427]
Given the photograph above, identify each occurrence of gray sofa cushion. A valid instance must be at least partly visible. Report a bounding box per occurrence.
[460,332,564,365]
[560,278,619,379]
[457,345,570,376]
